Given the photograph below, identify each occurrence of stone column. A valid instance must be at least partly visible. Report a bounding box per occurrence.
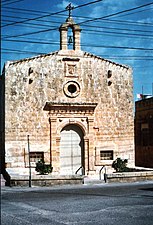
[55,136,61,173]
[59,26,68,50]
[88,117,95,172]
[49,117,57,168]
[73,26,81,51]
[84,137,89,175]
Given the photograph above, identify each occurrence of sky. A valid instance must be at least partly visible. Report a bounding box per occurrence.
[1,0,153,102]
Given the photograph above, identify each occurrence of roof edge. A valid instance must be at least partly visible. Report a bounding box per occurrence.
[5,50,131,70]
[7,51,59,66]
[83,51,130,69]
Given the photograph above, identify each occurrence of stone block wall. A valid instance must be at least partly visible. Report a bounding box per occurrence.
[4,49,134,175]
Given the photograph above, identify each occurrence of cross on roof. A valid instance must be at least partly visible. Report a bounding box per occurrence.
[66,3,74,18]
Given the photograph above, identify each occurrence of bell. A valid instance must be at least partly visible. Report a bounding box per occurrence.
[68,36,73,45]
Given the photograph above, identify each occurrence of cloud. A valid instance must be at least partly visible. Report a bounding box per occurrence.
[57,0,78,10]
[88,0,150,22]
[57,0,70,9]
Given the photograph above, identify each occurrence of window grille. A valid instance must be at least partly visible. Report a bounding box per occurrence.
[100,150,113,160]
[30,152,44,163]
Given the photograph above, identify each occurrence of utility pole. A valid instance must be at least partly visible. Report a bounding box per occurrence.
[27,135,32,187]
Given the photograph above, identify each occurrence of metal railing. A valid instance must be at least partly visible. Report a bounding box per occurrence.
[75,166,85,175]
[99,166,107,183]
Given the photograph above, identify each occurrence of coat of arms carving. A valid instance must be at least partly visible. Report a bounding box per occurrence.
[67,64,76,75]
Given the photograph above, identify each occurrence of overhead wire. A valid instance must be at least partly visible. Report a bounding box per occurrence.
[2,38,153,51]
[1,0,104,28]
[111,5,153,18]
[2,19,55,29]
[2,6,153,27]
[101,18,153,27]
[2,44,152,58]
[2,0,16,3]
[2,1,152,29]
[2,53,153,61]
[2,0,22,2]
[2,6,153,44]
[3,27,59,38]
[2,50,153,59]
[1,14,63,29]
[2,18,153,40]
[2,35,152,51]
[2,0,24,6]
[78,2,153,24]
[1,8,67,28]
[3,29,153,40]
[82,29,153,38]
[2,47,153,61]
[2,48,46,55]
[2,14,153,35]
[2,5,153,27]
[2,5,50,15]
[2,20,153,41]
[3,28,153,41]
[2,2,153,42]
[1,0,153,66]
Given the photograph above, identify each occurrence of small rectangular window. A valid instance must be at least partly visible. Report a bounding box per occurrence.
[100,150,113,160]
[29,152,44,166]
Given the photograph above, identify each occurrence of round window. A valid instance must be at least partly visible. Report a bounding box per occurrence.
[68,84,77,93]
[63,81,80,98]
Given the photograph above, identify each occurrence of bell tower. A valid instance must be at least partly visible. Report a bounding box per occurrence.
[59,3,81,51]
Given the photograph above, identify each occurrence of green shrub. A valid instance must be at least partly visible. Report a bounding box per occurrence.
[35,160,53,175]
[112,158,128,172]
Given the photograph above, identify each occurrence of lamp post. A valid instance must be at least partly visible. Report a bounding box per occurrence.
[49,117,52,166]
[27,135,32,187]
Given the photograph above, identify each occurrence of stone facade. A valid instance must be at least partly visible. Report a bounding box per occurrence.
[2,16,134,176]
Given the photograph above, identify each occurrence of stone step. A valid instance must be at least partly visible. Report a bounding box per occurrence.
[83,176,105,185]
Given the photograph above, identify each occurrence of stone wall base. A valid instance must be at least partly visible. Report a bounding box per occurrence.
[106,171,153,183]
[9,175,84,187]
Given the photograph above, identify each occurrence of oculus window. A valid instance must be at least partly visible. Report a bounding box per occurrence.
[63,81,80,98]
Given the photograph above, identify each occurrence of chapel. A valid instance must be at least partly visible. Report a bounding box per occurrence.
[1,8,134,177]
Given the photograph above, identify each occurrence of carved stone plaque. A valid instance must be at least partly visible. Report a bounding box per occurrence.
[64,62,78,77]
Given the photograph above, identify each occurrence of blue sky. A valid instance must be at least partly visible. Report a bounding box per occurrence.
[1,0,153,102]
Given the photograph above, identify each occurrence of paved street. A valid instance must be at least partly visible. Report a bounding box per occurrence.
[1,181,153,225]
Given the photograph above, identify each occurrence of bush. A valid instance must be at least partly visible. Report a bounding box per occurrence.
[36,160,53,175]
[112,158,128,172]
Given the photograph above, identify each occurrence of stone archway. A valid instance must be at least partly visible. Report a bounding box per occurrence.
[60,124,84,175]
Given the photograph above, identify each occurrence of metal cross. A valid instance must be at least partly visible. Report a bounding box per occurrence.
[66,3,74,18]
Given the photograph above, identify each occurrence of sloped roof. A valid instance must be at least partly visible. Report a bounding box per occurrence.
[5,50,130,69]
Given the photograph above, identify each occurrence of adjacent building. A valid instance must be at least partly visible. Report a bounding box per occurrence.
[135,97,153,168]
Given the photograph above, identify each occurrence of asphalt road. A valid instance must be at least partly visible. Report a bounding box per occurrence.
[1,181,153,225]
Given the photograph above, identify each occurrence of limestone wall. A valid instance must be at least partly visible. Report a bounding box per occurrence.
[4,50,134,174]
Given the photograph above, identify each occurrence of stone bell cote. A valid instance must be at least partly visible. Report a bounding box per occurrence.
[59,16,82,51]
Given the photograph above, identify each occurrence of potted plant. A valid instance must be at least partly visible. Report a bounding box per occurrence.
[112,158,128,172]
[35,160,53,175]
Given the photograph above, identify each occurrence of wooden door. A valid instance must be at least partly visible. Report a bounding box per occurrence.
[60,125,84,175]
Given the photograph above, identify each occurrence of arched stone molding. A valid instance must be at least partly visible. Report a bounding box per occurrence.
[44,102,97,175]
[56,122,90,175]
[56,119,87,136]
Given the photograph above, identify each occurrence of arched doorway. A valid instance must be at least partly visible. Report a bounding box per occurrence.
[60,124,84,175]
